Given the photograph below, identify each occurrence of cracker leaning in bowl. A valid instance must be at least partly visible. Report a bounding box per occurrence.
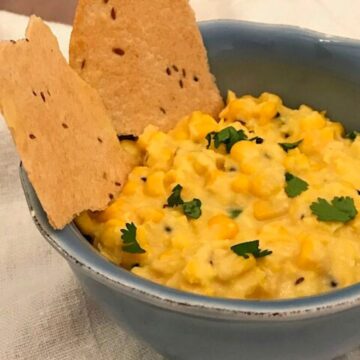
[0,1,222,229]
[70,0,223,135]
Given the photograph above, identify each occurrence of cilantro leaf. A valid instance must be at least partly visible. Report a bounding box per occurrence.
[206,132,216,149]
[182,199,202,219]
[206,126,248,153]
[121,223,146,254]
[279,140,303,152]
[167,184,184,207]
[285,172,309,198]
[310,197,358,223]
[345,131,360,141]
[231,240,272,259]
[229,208,243,219]
[166,184,202,219]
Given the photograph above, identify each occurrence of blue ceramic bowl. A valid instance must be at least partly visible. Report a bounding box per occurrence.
[21,20,360,360]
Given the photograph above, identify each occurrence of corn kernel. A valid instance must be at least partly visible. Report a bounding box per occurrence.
[188,112,219,142]
[122,180,138,195]
[230,141,259,174]
[231,174,250,193]
[283,149,309,172]
[212,248,256,281]
[253,199,288,220]
[300,112,326,131]
[221,97,257,123]
[301,127,334,155]
[75,212,99,236]
[169,116,190,140]
[331,122,344,138]
[131,166,149,179]
[137,125,159,150]
[171,234,192,249]
[183,259,216,285]
[208,214,239,239]
[297,235,325,270]
[258,101,278,125]
[226,90,237,104]
[249,170,283,198]
[94,201,124,222]
[137,207,164,223]
[144,171,165,197]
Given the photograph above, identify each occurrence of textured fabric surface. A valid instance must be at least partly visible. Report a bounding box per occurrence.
[1,2,360,359]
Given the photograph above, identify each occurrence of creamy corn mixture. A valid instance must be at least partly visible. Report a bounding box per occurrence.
[76,92,360,300]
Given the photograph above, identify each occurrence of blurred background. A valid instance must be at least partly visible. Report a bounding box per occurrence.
[1,0,77,23]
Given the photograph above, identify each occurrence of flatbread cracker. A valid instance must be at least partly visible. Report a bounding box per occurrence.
[70,0,223,135]
[0,16,132,229]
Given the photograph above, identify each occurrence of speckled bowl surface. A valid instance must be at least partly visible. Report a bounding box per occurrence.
[21,20,360,360]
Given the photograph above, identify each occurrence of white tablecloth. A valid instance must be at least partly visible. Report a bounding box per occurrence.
[1,2,360,359]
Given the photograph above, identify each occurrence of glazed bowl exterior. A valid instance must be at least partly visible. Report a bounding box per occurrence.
[21,20,360,360]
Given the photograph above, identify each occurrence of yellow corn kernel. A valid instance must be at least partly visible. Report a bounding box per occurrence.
[94,200,124,222]
[169,116,190,140]
[131,166,149,179]
[208,214,239,240]
[144,171,165,197]
[151,249,184,275]
[330,122,344,138]
[249,170,283,198]
[100,219,124,248]
[300,127,334,154]
[183,259,216,285]
[122,180,138,196]
[226,90,237,104]
[75,212,99,236]
[230,141,259,174]
[205,169,222,186]
[164,169,179,189]
[171,234,192,249]
[258,101,278,125]
[137,125,159,150]
[220,97,257,123]
[300,112,326,131]
[188,112,219,142]
[283,149,309,172]
[212,248,256,281]
[297,235,325,270]
[146,147,174,169]
[231,174,250,193]
[137,207,164,223]
[253,200,288,220]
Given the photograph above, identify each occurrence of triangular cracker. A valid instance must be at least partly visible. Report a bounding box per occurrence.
[70,0,223,135]
[0,17,132,229]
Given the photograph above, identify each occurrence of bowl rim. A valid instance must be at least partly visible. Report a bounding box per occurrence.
[20,19,360,321]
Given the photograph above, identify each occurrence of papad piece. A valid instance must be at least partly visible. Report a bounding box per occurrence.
[70,0,223,136]
[0,16,132,229]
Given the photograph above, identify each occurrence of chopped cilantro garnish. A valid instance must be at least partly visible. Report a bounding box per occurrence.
[167,185,202,219]
[231,240,272,259]
[345,131,360,141]
[279,139,303,152]
[167,184,184,207]
[310,196,358,223]
[285,172,309,198]
[182,199,202,219]
[229,208,243,219]
[121,223,146,254]
[206,126,248,153]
